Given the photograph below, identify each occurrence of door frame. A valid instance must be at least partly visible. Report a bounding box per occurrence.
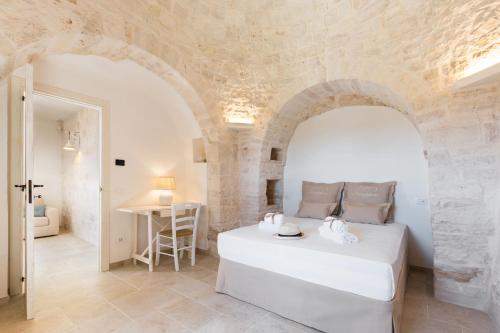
[33,82,111,272]
[0,80,8,302]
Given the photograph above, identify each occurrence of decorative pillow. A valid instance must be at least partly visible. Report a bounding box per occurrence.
[296,201,337,220]
[343,181,396,222]
[302,181,344,215]
[342,201,391,225]
[34,205,46,217]
[302,181,344,203]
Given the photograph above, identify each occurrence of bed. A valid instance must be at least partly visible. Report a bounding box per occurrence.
[216,216,408,333]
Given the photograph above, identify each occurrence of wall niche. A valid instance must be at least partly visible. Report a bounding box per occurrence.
[270,147,282,161]
[266,179,282,206]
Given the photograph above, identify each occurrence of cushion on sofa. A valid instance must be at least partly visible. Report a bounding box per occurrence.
[34,217,49,227]
[34,204,46,217]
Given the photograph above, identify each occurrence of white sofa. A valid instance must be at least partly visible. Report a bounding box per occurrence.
[34,207,60,238]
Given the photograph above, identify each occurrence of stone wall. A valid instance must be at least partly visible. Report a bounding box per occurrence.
[0,0,499,327]
[493,226,500,329]
[62,108,100,246]
[428,86,499,312]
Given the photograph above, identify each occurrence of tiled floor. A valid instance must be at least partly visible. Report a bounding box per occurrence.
[0,233,496,332]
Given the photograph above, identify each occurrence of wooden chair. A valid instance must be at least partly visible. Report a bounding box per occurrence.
[155,202,201,271]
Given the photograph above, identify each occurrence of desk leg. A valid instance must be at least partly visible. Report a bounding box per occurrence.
[133,214,138,265]
[147,213,153,272]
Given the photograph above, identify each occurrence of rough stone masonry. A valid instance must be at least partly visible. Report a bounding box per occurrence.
[0,0,498,328]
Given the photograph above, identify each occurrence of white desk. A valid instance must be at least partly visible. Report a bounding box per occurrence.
[117,205,172,272]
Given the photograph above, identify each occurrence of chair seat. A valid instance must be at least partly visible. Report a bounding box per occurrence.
[159,228,193,238]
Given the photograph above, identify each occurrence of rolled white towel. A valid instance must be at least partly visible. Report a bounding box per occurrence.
[318,225,358,244]
[342,232,358,244]
[263,212,284,225]
[273,213,284,226]
[264,213,274,224]
[258,220,280,233]
[323,218,349,234]
[331,220,349,234]
[324,216,335,222]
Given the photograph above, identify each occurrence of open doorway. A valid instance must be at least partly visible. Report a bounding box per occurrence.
[32,90,103,278]
[1,53,207,325]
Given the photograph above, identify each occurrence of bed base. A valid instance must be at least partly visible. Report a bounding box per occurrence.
[216,257,407,333]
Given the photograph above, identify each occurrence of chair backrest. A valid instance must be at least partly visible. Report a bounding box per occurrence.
[171,202,201,238]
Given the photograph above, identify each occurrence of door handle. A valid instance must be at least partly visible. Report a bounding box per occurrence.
[33,184,44,188]
[14,184,26,192]
[28,180,32,204]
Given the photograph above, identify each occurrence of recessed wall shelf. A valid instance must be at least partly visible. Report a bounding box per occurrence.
[266,179,282,206]
[270,147,282,161]
[192,138,207,163]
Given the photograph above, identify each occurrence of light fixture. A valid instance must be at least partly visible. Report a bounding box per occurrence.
[224,97,258,128]
[155,176,176,206]
[63,131,80,151]
[463,48,500,77]
[454,48,500,91]
[225,114,255,127]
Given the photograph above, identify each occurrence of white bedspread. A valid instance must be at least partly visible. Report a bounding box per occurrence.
[217,217,407,301]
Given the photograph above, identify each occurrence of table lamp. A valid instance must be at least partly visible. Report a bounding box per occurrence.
[155,176,176,205]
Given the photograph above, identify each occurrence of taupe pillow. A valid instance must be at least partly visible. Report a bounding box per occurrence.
[302,181,344,203]
[296,201,337,220]
[343,181,396,222]
[302,181,344,215]
[342,201,391,225]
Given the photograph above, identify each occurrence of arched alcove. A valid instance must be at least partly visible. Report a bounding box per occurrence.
[256,79,419,222]
[283,105,432,267]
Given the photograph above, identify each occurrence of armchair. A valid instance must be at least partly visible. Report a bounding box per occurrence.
[34,206,60,238]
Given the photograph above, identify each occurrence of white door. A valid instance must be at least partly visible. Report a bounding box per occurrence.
[15,64,35,320]
[7,64,35,319]
[23,64,35,320]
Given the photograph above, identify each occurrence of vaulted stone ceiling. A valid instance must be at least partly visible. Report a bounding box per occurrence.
[0,0,497,124]
[0,0,499,327]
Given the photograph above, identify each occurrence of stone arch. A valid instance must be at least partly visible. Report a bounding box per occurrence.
[254,79,420,221]
[0,33,229,251]
[1,33,217,141]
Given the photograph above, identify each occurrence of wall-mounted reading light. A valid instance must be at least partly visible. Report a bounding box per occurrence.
[225,114,255,128]
[224,97,258,128]
[63,131,80,151]
[455,48,500,91]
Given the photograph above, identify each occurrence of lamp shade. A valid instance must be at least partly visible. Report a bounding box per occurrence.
[155,176,176,190]
[63,139,76,151]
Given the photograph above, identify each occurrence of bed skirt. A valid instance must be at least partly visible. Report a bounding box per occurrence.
[216,256,408,333]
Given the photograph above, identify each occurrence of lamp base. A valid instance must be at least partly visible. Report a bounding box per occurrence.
[159,193,173,206]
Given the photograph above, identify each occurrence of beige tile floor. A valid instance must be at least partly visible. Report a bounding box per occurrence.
[0,233,496,333]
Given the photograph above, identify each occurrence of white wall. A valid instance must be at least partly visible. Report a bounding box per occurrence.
[283,106,433,268]
[34,54,208,263]
[33,117,62,210]
[62,109,100,246]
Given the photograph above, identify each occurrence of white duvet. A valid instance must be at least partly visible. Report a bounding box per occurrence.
[217,216,407,301]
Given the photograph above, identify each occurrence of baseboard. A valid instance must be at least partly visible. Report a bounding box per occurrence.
[409,265,433,275]
[109,258,132,269]
[0,295,9,305]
